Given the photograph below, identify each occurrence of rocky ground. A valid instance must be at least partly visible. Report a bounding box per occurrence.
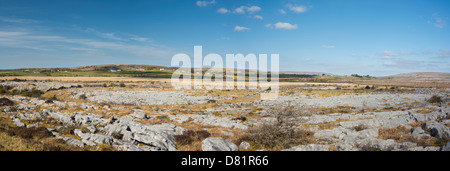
[1,80,449,151]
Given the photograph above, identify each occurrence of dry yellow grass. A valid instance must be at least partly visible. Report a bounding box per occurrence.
[0,115,88,151]
[416,107,434,114]
[316,119,350,130]
[377,125,448,147]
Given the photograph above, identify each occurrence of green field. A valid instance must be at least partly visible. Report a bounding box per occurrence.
[0,64,377,83]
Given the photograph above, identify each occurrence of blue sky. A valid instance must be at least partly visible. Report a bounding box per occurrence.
[0,0,449,76]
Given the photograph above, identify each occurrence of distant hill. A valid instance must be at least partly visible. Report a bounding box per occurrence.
[281,71,338,76]
[388,72,450,79]
[386,72,450,82]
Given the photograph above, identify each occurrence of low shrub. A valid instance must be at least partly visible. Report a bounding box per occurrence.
[0,98,14,106]
[236,106,315,150]
[79,94,88,100]
[7,127,53,139]
[427,95,443,104]
[0,88,6,94]
[11,78,26,82]
[111,132,124,140]
[174,130,211,145]
[239,123,314,150]
[174,134,192,145]
[353,124,369,132]
[233,116,247,122]
[7,88,43,98]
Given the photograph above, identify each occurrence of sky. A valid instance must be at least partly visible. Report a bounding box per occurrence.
[0,0,449,76]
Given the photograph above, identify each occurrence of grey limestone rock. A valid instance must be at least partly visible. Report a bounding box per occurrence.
[423,121,450,139]
[202,137,238,151]
[283,144,330,151]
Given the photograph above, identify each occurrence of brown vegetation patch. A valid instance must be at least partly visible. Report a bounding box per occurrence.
[7,127,53,139]
[0,98,14,106]
[235,106,316,151]
[316,119,350,130]
[378,125,448,147]
[175,130,211,151]
[427,95,443,104]
[0,115,88,151]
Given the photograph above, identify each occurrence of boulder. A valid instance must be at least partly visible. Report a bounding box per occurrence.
[130,132,177,151]
[422,121,450,139]
[411,127,431,139]
[10,115,25,127]
[74,129,113,145]
[239,141,251,150]
[129,110,149,119]
[202,137,238,151]
[62,137,85,147]
[441,119,450,126]
[113,142,144,151]
[101,117,179,151]
[202,137,239,151]
[26,123,39,128]
[409,146,441,151]
[49,112,74,125]
[87,126,97,133]
[73,113,109,126]
[221,130,234,137]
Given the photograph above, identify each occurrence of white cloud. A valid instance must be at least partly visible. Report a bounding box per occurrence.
[217,8,230,14]
[265,24,272,28]
[430,13,447,28]
[274,22,298,30]
[0,31,28,37]
[98,32,124,41]
[196,0,216,7]
[382,50,399,56]
[437,49,450,55]
[70,47,96,51]
[381,50,417,59]
[233,6,261,14]
[77,27,152,42]
[254,15,263,20]
[234,26,250,31]
[130,37,150,42]
[287,4,307,13]
[234,6,246,14]
[351,54,368,58]
[322,45,335,49]
[383,59,421,69]
[0,16,39,24]
[0,30,172,58]
[247,6,261,13]
[279,9,287,15]
[383,62,395,66]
